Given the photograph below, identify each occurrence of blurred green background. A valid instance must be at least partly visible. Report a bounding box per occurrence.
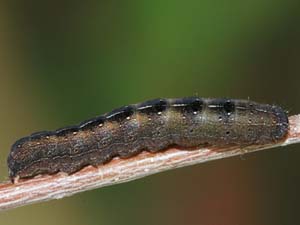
[0,1,299,224]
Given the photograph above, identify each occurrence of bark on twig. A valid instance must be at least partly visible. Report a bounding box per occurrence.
[0,115,299,211]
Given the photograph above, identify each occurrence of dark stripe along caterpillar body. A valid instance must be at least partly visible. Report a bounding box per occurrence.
[8,97,289,180]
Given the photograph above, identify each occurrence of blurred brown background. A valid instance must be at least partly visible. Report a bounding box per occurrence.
[0,1,299,225]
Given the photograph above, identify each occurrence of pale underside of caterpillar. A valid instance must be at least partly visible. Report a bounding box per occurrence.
[7,97,289,180]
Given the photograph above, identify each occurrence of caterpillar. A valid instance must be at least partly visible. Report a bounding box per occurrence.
[7,97,289,181]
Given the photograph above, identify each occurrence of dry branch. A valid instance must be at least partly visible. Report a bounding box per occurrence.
[0,115,300,211]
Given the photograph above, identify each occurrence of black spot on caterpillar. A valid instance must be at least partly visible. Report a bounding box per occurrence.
[7,97,289,180]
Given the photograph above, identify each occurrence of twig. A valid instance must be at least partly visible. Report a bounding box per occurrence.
[0,115,300,211]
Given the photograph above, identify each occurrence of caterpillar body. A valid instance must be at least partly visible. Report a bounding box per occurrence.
[7,97,289,180]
